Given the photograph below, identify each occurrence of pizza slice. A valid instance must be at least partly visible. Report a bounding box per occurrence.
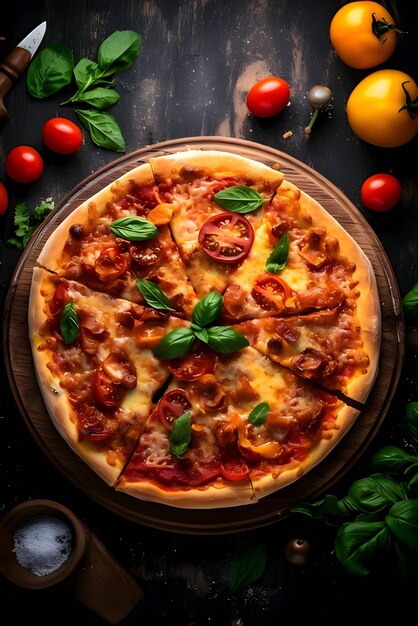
[234,302,379,403]
[148,150,284,298]
[28,267,188,485]
[35,162,198,318]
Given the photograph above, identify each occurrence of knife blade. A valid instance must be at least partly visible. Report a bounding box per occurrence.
[0,21,47,122]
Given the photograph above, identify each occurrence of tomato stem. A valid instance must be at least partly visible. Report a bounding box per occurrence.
[371,13,407,42]
[304,109,319,135]
[398,81,418,119]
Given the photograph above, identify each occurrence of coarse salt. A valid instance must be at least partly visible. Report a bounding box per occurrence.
[13,514,73,576]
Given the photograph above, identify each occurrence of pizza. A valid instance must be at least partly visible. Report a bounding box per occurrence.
[28,149,381,509]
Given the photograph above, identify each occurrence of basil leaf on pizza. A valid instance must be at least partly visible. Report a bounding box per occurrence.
[249,402,270,426]
[192,291,222,328]
[109,216,158,241]
[193,328,209,343]
[136,278,175,311]
[206,326,249,353]
[170,410,192,458]
[154,327,196,359]
[214,186,265,214]
[265,233,289,273]
[60,301,79,345]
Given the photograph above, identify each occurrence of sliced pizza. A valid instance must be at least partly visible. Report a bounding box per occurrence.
[28,267,188,485]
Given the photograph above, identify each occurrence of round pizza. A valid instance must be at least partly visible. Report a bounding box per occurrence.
[28,149,381,509]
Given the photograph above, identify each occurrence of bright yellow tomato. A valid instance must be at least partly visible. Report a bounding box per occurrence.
[346,70,418,148]
[330,1,399,69]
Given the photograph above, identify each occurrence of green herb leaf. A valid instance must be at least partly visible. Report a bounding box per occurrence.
[291,494,341,520]
[347,474,408,514]
[265,233,289,273]
[386,500,418,552]
[405,401,418,444]
[60,301,79,345]
[214,186,265,214]
[73,58,99,91]
[229,545,267,593]
[154,327,196,360]
[403,283,418,323]
[70,87,120,110]
[7,200,54,249]
[407,473,418,498]
[75,108,125,152]
[192,291,223,328]
[206,326,249,354]
[109,216,158,241]
[27,43,74,98]
[249,401,270,426]
[136,279,175,312]
[34,200,54,222]
[370,445,418,477]
[98,30,142,77]
[334,520,391,576]
[194,328,209,343]
[170,411,192,458]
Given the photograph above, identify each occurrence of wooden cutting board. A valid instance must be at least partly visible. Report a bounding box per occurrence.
[3,137,405,534]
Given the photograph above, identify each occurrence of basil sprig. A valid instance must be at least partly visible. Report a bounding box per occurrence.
[109,216,158,241]
[154,291,249,359]
[291,400,418,579]
[170,411,192,458]
[214,186,265,214]
[136,279,175,312]
[249,402,270,426]
[60,301,79,345]
[265,233,289,273]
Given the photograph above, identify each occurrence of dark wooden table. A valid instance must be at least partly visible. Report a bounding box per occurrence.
[1,1,418,623]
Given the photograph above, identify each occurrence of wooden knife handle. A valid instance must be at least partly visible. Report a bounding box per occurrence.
[0,47,32,122]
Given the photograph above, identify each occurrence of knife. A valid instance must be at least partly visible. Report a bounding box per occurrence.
[0,21,47,122]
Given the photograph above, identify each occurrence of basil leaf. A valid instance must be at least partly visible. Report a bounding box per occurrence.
[334,520,390,576]
[403,283,418,323]
[98,30,142,77]
[386,500,418,551]
[154,327,196,360]
[71,87,120,110]
[192,291,223,328]
[170,411,192,458]
[249,401,270,426]
[291,494,341,520]
[229,544,267,593]
[347,474,408,514]
[214,186,265,214]
[27,44,74,98]
[206,326,249,354]
[136,279,175,312]
[408,473,418,498]
[109,216,158,241]
[75,108,125,152]
[60,301,79,345]
[73,58,99,90]
[370,445,418,477]
[194,328,209,343]
[394,540,417,579]
[406,401,418,444]
[265,233,289,273]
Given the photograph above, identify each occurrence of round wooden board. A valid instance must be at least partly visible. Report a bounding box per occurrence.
[3,137,405,535]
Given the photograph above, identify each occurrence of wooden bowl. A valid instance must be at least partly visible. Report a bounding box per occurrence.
[0,499,86,589]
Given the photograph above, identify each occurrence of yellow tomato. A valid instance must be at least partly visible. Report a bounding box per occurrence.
[346,70,418,148]
[330,1,399,69]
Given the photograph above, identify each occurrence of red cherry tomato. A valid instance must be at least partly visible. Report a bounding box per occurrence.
[129,239,165,266]
[360,173,402,212]
[42,117,83,154]
[251,275,293,311]
[0,182,9,215]
[246,76,290,118]
[94,245,128,280]
[92,368,125,408]
[221,458,249,481]
[198,212,254,264]
[167,348,216,381]
[157,389,191,430]
[5,146,44,183]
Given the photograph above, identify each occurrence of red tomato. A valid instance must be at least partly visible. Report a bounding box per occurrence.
[94,245,128,280]
[5,146,44,183]
[92,368,125,408]
[360,173,402,212]
[0,182,9,215]
[198,212,254,263]
[167,348,216,381]
[221,458,249,481]
[246,76,290,118]
[157,389,191,430]
[251,275,293,311]
[129,239,165,266]
[42,117,83,154]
